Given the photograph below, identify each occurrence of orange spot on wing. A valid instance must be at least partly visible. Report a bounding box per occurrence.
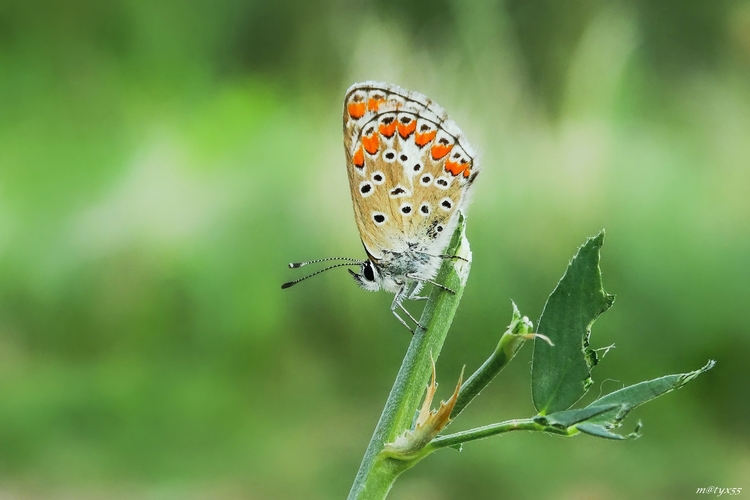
[379,120,396,138]
[348,102,366,119]
[431,143,453,160]
[367,98,385,111]
[415,130,437,147]
[463,167,472,178]
[397,119,417,138]
[353,145,365,168]
[445,160,469,176]
[362,133,380,155]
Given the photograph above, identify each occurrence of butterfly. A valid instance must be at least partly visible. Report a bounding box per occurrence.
[282,81,479,332]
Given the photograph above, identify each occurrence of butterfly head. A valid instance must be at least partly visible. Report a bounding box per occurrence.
[349,260,381,292]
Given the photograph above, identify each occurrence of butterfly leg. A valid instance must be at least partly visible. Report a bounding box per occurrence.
[415,251,470,264]
[396,303,423,334]
[436,253,470,263]
[424,279,455,294]
[391,286,423,333]
[406,273,456,295]
[390,303,418,333]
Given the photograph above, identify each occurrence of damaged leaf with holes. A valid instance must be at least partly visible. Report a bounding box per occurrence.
[531,232,616,414]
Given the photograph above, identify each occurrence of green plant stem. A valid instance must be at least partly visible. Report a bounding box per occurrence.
[428,417,574,452]
[347,217,472,500]
[451,305,533,419]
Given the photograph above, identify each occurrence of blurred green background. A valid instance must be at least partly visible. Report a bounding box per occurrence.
[1,0,749,498]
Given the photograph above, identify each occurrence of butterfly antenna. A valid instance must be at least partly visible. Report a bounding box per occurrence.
[281,261,363,289]
[288,257,362,269]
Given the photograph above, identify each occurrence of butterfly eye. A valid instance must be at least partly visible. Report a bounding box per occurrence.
[363,261,375,281]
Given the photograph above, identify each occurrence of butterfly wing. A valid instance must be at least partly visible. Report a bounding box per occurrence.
[343,82,479,261]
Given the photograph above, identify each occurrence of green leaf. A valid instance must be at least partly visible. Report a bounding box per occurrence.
[536,404,621,428]
[532,231,615,414]
[576,422,640,440]
[581,360,716,427]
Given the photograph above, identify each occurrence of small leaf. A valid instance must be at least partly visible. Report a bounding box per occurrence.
[537,404,622,428]
[383,356,464,458]
[583,360,716,427]
[576,422,638,440]
[532,231,615,414]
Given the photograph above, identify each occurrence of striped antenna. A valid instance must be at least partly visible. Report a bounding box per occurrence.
[281,261,363,289]
[288,257,362,269]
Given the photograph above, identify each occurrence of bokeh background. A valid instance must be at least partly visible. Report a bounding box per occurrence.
[1,0,749,498]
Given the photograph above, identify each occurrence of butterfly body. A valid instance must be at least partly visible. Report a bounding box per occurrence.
[344,82,478,330]
[350,247,434,294]
[284,82,478,332]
